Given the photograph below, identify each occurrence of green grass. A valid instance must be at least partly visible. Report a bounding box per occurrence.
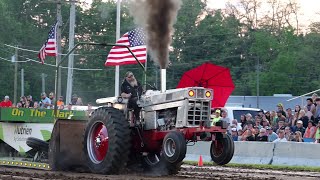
[183,160,320,172]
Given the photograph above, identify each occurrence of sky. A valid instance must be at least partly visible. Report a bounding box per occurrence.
[208,0,320,30]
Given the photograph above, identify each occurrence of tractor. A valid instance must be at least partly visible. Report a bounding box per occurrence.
[77,86,235,175]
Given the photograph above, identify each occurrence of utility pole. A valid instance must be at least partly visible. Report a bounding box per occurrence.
[56,0,62,98]
[14,47,18,104]
[66,1,76,105]
[115,0,121,96]
[256,56,260,108]
[41,73,47,93]
[21,69,24,97]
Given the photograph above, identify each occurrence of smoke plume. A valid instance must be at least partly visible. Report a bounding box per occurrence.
[128,0,182,69]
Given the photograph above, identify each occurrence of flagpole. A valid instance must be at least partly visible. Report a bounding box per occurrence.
[115,0,121,97]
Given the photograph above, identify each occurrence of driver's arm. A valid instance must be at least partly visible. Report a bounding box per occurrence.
[121,92,131,98]
[121,82,132,98]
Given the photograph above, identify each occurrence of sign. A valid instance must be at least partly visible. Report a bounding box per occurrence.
[0,122,54,152]
[0,108,87,123]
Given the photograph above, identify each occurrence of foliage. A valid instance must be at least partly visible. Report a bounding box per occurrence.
[0,0,320,105]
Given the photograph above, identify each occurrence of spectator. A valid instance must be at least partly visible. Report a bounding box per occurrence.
[254,117,262,129]
[240,114,247,129]
[231,128,238,141]
[39,92,51,109]
[237,129,243,141]
[314,98,320,124]
[67,103,72,110]
[312,93,318,105]
[276,103,286,117]
[284,126,293,141]
[267,126,278,142]
[315,121,320,143]
[253,126,260,138]
[275,110,285,124]
[245,129,255,141]
[221,109,230,123]
[76,97,83,105]
[231,119,242,131]
[303,120,316,140]
[49,92,55,108]
[27,95,34,108]
[295,120,306,137]
[275,119,285,133]
[273,130,288,142]
[20,96,27,108]
[286,108,294,127]
[59,104,65,110]
[305,98,316,118]
[243,113,254,132]
[211,109,221,126]
[292,131,304,142]
[242,123,255,141]
[57,96,65,108]
[71,94,78,105]
[265,111,271,122]
[33,101,39,108]
[298,110,309,128]
[270,111,277,126]
[256,128,268,142]
[87,103,94,116]
[16,102,22,108]
[261,118,269,128]
[0,96,12,107]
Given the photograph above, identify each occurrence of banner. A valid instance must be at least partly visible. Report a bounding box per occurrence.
[0,108,87,123]
[0,122,54,152]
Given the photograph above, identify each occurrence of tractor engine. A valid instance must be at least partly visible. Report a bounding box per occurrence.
[140,87,213,131]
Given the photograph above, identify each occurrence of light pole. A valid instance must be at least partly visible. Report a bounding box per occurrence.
[256,56,260,108]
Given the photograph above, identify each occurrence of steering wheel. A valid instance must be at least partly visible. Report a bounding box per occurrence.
[142,83,158,91]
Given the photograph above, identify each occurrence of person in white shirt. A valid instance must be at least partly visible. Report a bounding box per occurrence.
[273,129,288,143]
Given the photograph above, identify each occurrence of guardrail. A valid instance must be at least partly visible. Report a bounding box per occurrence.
[185,141,320,167]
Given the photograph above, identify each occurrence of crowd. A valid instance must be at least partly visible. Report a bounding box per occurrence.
[213,93,320,143]
[0,92,84,110]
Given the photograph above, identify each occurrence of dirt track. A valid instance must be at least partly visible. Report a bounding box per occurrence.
[0,164,319,180]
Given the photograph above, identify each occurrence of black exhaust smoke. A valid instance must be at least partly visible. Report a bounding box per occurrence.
[128,0,182,69]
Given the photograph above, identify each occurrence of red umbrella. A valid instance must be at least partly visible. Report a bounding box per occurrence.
[177,62,235,107]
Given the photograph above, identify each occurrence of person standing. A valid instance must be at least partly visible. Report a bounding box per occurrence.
[40,93,51,109]
[0,96,12,107]
[27,95,34,108]
[57,96,65,108]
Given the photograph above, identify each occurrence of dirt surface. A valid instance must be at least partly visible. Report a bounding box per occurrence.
[0,164,319,180]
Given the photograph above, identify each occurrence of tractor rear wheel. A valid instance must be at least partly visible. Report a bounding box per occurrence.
[83,107,131,174]
[143,131,186,175]
[210,133,234,165]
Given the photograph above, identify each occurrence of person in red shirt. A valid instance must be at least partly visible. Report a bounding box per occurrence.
[0,96,12,107]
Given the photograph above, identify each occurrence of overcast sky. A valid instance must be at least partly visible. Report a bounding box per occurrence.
[208,0,320,29]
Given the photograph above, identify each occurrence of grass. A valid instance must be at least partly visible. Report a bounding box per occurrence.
[183,160,320,172]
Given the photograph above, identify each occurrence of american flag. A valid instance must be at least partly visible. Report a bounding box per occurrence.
[105,28,147,66]
[38,22,58,64]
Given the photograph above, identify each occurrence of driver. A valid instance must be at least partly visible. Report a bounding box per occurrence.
[121,71,143,120]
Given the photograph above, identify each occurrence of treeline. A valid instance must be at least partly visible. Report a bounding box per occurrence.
[0,0,320,104]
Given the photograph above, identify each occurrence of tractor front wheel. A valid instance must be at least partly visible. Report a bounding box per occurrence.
[83,107,131,174]
[143,131,186,175]
[210,133,234,165]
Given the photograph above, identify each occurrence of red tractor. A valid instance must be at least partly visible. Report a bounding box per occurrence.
[54,86,234,175]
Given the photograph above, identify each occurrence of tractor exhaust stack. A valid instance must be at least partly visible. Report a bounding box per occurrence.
[161,69,166,92]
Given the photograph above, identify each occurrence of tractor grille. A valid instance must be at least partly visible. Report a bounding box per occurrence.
[187,100,210,126]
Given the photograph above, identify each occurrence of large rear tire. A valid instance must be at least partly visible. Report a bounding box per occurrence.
[143,131,186,175]
[210,133,234,165]
[83,107,131,174]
